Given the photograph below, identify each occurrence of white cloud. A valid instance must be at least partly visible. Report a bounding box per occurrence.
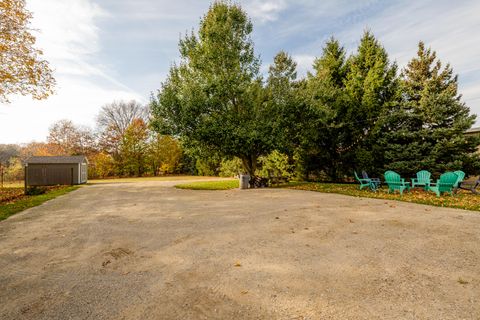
[0,0,142,143]
[245,0,287,23]
[1,82,144,143]
[332,0,480,122]
[292,54,315,76]
[2,0,480,144]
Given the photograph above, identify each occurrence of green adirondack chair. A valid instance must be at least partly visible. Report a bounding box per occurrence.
[453,170,465,188]
[411,170,431,190]
[354,171,376,191]
[428,172,459,197]
[384,171,410,195]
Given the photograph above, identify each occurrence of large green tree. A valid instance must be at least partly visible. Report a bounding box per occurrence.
[344,31,399,175]
[302,37,349,180]
[380,42,479,176]
[301,33,398,180]
[151,2,278,176]
[265,51,301,154]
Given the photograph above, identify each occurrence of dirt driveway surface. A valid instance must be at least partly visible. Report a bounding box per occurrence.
[1,180,479,319]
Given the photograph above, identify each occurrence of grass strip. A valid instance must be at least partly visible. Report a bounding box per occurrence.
[0,186,80,221]
[175,179,239,190]
[283,182,480,211]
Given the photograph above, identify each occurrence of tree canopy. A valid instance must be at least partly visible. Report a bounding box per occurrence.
[0,0,55,102]
[379,42,479,176]
[151,3,479,180]
[151,1,279,175]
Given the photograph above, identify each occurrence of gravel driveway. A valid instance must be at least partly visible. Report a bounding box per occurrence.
[0,180,479,319]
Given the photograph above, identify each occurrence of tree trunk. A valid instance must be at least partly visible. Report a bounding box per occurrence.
[241,154,257,176]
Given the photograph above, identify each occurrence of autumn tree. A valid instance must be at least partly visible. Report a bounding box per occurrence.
[97,100,149,137]
[119,118,148,176]
[0,144,20,185]
[0,0,55,102]
[19,142,65,161]
[47,119,96,156]
[0,144,19,165]
[89,152,115,178]
[96,100,149,157]
[147,134,182,175]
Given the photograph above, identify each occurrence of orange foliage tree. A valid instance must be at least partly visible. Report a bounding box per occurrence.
[0,0,55,102]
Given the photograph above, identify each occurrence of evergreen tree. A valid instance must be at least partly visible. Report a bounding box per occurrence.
[302,37,349,180]
[301,33,398,180]
[343,31,399,176]
[380,42,479,176]
[265,51,299,154]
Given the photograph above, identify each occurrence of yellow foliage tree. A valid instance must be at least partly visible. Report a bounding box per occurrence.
[89,152,115,179]
[148,134,182,175]
[0,0,55,102]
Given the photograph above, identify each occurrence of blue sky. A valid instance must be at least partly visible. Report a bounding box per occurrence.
[1,0,480,143]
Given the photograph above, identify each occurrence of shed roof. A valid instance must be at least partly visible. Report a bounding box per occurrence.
[26,156,88,164]
[465,127,480,134]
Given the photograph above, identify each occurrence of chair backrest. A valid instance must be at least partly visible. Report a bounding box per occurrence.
[416,170,431,183]
[439,172,458,186]
[453,170,465,186]
[361,171,369,179]
[384,170,400,183]
[354,171,361,181]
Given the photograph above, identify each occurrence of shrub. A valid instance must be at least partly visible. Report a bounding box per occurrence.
[257,150,293,179]
[219,157,243,177]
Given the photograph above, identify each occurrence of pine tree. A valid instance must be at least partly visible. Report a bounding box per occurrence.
[265,51,299,154]
[303,33,398,180]
[380,42,479,176]
[302,37,349,180]
[343,31,399,176]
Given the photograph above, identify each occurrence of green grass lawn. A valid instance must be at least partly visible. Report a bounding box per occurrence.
[88,175,212,184]
[0,186,79,221]
[284,182,480,211]
[175,179,239,190]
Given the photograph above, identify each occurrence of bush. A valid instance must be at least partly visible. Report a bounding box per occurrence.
[257,150,293,179]
[195,158,218,176]
[219,157,243,177]
[26,186,47,195]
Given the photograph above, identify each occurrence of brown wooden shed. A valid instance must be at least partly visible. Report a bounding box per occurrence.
[25,156,88,186]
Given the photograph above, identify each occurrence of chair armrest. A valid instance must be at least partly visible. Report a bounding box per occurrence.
[430,179,442,187]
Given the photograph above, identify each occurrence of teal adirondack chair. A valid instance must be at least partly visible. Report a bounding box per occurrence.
[354,171,377,191]
[428,172,458,197]
[453,170,465,188]
[384,171,410,195]
[411,170,431,190]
